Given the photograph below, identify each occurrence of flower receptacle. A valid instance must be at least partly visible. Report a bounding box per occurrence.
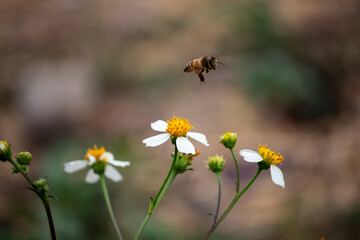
[92,161,106,175]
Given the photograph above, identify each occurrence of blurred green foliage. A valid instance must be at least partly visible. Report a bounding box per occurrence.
[231,1,338,121]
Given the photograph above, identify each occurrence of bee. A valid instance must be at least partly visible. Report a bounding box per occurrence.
[184,56,222,85]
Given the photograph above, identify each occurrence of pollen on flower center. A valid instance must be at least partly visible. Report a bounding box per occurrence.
[85,145,106,161]
[258,144,284,165]
[166,116,193,137]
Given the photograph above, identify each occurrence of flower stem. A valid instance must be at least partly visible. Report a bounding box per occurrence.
[42,199,57,240]
[100,174,124,240]
[214,172,222,223]
[154,147,178,205]
[153,171,177,210]
[202,168,262,240]
[230,148,240,193]
[134,146,178,240]
[7,157,57,240]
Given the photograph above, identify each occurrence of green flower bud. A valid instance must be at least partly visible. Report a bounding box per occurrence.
[220,132,237,149]
[33,178,49,192]
[0,141,11,162]
[174,154,193,174]
[16,151,33,165]
[206,155,225,173]
[173,149,199,174]
[92,161,106,175]
[12,165,29,174]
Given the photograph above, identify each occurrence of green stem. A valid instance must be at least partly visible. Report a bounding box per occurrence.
[154,147,178,204]
[153,171,177,210]
[134,172,177,240]
[134,146,178,240]
[43,199,57,240]
[100,175,123,240]
[203,168,262,240]
[230,148,240,193]
[214,172,222,223]
[7,157,57,240]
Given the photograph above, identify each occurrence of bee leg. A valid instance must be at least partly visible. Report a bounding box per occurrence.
[198,73,205,85]
[206,68,210,73]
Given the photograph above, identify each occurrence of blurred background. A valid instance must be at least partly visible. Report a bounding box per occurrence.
[1,0,360,239]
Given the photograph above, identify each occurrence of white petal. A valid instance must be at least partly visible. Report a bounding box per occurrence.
[64,160,88,173]
[108,159,130,167]
[270,165,285,188]
[105,165,123,182]
[239,149,263,162]
[187,132,209,146]
[176,137,195,154]
[143,133,170,147]
[99,152,114,162]
[151,120,168,132]
[0,143,5,151]
[87,154,96,165]
[85,169,100,184]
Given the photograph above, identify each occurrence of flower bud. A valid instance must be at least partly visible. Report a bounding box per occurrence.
[33,178,49,192]
[220,132,237,149]
[206,155,225,173]
[0,141,11,162]
[174,154,193,174]
[16,151,33,165]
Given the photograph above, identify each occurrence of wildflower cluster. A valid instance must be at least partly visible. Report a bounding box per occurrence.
[200,131,285,239]
[3,115,286,240]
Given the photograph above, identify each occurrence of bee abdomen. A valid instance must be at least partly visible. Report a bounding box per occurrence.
[184,60,196,72]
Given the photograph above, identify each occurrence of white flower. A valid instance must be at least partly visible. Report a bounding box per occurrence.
[239,145,285,188]
[64,146,130,184]
[142,116,209,154]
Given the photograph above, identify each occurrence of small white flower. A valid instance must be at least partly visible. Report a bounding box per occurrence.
[142,116,209,154]
[239,145,285,188]
[64,146,130,184]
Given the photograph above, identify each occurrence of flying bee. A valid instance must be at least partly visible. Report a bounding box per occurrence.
[184,56,223,85]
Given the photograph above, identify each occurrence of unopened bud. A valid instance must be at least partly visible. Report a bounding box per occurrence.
[174,154,193,174]
[16,152,33,165]
[220,132,237,149]
[206,155,225,173]
[33,178,49,192]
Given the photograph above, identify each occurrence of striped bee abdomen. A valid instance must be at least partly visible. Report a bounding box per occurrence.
[184,59,199,72]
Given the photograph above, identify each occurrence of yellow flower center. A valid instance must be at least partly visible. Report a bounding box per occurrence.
[166,116,193,137]
[258,144,284,165]
[85,145,106,161]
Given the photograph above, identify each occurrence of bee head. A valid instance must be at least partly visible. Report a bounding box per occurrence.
[209,57,217,70]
